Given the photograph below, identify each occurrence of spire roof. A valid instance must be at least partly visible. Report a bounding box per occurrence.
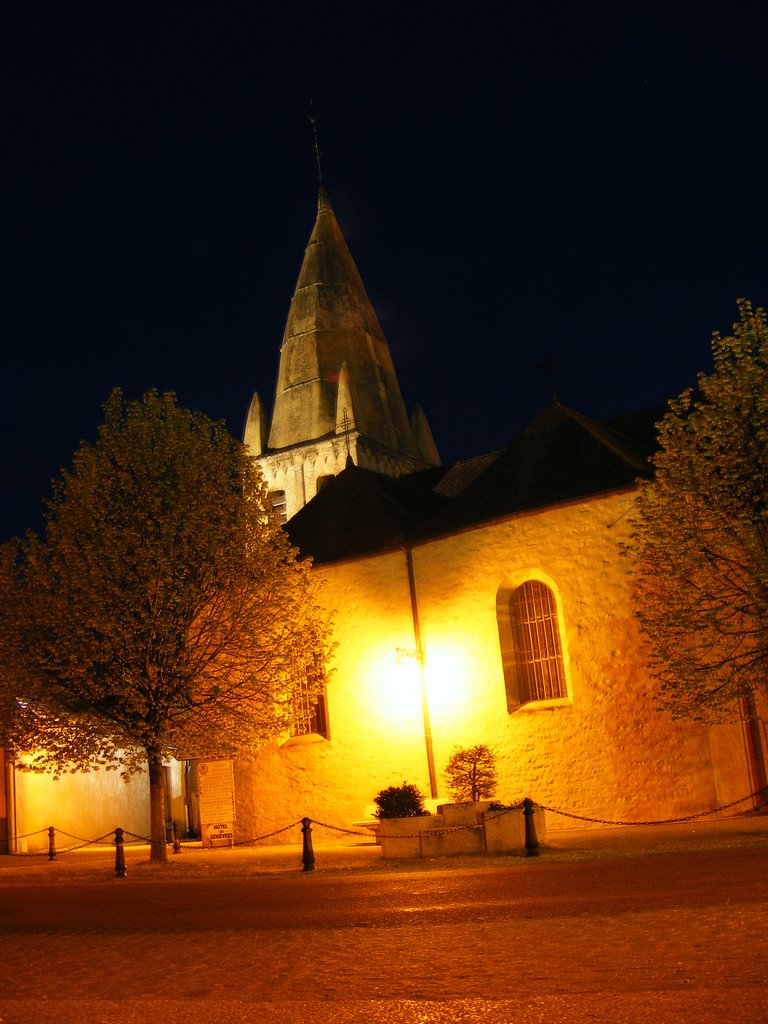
[266,189,422,459]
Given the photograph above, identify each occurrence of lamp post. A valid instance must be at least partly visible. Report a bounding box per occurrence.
[401,545,438,799]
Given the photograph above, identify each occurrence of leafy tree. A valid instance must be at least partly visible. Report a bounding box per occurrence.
[630,299,768,723]
[0,389,330,862]
[373,781,428,818]
[444,744,497,802]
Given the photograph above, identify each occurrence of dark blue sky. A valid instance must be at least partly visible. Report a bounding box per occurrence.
[2,3,767,539]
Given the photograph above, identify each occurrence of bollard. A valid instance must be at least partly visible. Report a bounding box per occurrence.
[523,798,540,857]
[301,817,315,872]
[172,821,181,855]
[47,826,56,862]
[114,827,127,878]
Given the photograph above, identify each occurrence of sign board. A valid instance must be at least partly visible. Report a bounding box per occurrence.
[198,760,235,848]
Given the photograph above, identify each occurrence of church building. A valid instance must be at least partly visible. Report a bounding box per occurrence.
[228,187,765,842]
[3,185,765,855]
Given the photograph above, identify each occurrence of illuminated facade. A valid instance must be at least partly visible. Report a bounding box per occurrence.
[3,188,764,853]
[230,190,764,840]
[231,406,763,839]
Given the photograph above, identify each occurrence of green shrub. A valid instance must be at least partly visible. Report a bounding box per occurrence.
[444,744,497,802]
[373,781,429,819]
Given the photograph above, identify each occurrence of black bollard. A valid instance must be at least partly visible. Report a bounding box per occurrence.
[114,827,127,878]
[301,817,315,872]
[47,826,56,862]
[522,798,540,857]
[172,820,181,855]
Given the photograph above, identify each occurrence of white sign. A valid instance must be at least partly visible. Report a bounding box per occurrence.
[198,760,235,847]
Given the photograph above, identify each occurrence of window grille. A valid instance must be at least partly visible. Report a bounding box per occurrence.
[291,658,329,738]
[509,580,567,703]
[270,489,287,525]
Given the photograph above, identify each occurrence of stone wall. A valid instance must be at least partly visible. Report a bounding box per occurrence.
[232,489,756,843]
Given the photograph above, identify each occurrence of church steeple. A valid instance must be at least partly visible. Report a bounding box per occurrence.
[267,187,419,456]
[247,187,439,521]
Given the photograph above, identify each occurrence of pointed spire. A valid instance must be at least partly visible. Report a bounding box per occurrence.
[410,403,441,466]
[243,391,267,456]
[334,362,356,435]
[266,188,419,459]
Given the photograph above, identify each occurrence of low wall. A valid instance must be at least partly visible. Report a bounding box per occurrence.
[378,801,547,859]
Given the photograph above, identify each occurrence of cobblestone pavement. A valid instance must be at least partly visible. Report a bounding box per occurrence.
[0,814,765,1023]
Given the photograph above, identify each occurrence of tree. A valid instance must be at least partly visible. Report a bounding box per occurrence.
[630,299,768,724]
[444,744,497,802]
[372,782,428,819]
[0,389,330,862]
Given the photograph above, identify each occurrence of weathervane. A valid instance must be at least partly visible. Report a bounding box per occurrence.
[307,99,323,185]
[536,351,559,405]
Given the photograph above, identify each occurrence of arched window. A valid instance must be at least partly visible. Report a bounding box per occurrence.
[508,580,567,704]
[291,657,330,739]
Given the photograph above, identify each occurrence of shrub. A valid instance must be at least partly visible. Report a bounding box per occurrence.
[373,781,429,819]
[444,744,497,802]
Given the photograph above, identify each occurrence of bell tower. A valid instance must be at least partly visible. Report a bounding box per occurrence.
[245,187,439,521]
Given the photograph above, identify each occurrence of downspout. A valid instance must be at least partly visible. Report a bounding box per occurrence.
[742,695,768,808]
[4,755,17,855]
[403,545,438,799]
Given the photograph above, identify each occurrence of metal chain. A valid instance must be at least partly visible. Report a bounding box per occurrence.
[121,830,154,844]
[233,819,304,847]
[307,818,376,838]
[9,783,767,858]
[8,827,49,841]
[536,785,768,828]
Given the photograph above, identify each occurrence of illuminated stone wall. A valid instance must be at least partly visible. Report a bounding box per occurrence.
[11,762,154,854]
[234,488,755,842]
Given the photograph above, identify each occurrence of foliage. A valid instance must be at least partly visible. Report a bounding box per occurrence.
[373,781,429,819]
[629,299,768,721]
[444,744,497,802]
[0,389,331,860]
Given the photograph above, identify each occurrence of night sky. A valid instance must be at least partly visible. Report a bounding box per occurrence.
[3,4,767,540]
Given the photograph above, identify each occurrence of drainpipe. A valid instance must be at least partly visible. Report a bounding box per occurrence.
[403,546,438,799]
[742,695,768,808]
[3,756,16,855]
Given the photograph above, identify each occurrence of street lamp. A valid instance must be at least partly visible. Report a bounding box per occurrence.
[396,646,437,799]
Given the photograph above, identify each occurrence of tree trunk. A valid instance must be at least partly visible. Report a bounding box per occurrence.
[147,749,168,864]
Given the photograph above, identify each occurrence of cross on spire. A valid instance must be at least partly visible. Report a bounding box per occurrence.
[340,407,352,459]
[307,99,323,185]
[536,352,559,404]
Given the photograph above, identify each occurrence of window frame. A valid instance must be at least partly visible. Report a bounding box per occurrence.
[287,657,330,742]
[497,572,571,713]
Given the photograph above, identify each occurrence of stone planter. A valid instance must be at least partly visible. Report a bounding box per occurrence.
[378,814,434,858]
[378,801,547,859]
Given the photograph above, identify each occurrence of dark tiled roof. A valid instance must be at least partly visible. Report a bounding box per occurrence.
[288,404,662,564]
[407,451,502,498]
[417,403,659,536]
[286,462,448,563]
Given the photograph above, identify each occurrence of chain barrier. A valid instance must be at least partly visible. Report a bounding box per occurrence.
[305,818,376,839]
[121,830,154,844]
[233,819,304,847]
[7,826,49,842]
[6,784,766,860]
[534,785,768,828]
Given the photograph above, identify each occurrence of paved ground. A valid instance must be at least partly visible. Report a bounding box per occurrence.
[0,812,765,1024]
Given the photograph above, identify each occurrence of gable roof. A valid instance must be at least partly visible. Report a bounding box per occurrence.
[286,460,448,563]
[287,403,661,564]
[416,403,658,536]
